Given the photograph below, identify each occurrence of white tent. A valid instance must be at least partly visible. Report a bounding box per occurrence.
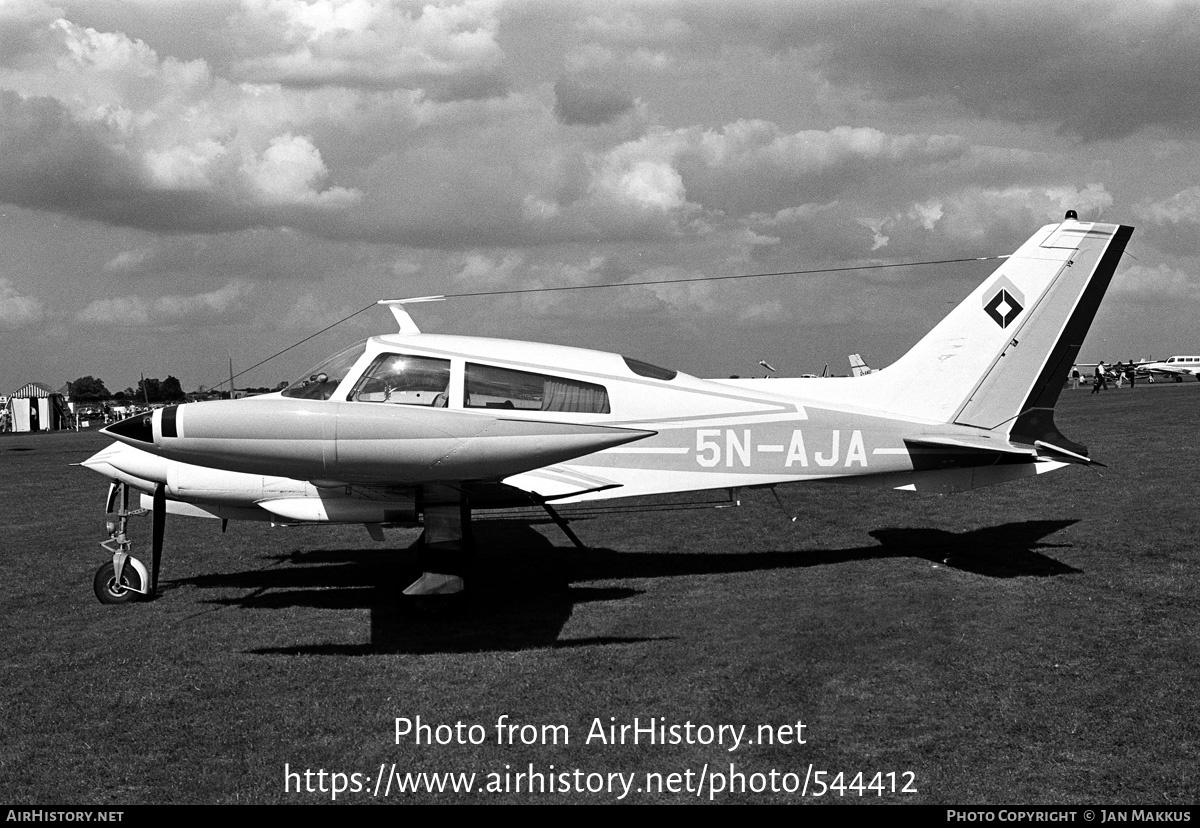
[7,382,68,432]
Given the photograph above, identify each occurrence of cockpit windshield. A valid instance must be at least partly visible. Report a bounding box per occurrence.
[280,340,368,400]
[350,354,451,406]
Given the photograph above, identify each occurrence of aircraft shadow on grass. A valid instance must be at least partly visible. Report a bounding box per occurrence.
[169,517,1080,655]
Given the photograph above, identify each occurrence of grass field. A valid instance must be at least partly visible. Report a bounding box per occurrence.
[1,381,1197,805]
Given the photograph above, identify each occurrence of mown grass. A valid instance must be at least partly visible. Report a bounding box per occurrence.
[0,381,1196,804]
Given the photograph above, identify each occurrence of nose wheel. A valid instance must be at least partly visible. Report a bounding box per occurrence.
[93,560,144,604]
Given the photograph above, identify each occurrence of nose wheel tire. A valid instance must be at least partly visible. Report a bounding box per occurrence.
[94,561,144,604]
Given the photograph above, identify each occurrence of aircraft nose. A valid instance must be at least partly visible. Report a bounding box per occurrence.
[102,411,154,444]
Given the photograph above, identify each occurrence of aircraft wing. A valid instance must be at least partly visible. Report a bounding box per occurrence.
[1143,366,1191,378]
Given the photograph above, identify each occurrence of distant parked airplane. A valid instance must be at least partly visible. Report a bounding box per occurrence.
[848,354,878,377]
[1137,356,1200,382]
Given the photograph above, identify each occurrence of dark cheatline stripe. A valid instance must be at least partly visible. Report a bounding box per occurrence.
[161,405,179,438]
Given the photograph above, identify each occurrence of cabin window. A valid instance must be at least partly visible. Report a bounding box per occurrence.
[281,340,368,400]
[465,363,610,413]
[623,356,677,381]
[350,354,451,406]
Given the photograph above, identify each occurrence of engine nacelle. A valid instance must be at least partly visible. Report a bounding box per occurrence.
[103,398,653,484]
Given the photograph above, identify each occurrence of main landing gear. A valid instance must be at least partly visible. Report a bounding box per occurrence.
[400,485,589,601]
[403,485,472,599]
[94,480,165,604]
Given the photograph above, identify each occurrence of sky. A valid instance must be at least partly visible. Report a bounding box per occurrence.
[2,0,1199,395]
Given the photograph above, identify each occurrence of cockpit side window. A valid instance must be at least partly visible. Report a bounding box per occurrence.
[281,340,368,400]
[350,354,451,407]
[465,363,610,414]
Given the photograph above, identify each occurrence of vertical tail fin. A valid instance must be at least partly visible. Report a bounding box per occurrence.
[859,217,1133,450]
[848,354,874,376]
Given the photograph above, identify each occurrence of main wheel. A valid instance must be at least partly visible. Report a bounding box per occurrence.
[94,560,144,604]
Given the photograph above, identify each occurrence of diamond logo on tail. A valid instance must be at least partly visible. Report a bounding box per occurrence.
[983,285,1024,328]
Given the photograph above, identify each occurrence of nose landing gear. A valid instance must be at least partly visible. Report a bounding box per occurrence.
[93,480,164,604]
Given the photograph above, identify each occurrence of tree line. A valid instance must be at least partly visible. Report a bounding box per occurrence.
[68,375,186,403]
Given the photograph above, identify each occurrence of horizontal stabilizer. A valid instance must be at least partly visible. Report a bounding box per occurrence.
[909,433,1038,457]
[906,433,1037,470]
[906,432,1102,469]
[1033,440,1105,467]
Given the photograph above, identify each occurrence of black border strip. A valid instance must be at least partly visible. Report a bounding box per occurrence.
[1010,225,1133,450]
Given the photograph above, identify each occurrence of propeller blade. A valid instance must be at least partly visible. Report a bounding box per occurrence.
[151,482,165,595]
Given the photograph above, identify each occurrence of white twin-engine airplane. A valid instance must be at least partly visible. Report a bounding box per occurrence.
[83,213,1132,604]
[1139,355,1200,382]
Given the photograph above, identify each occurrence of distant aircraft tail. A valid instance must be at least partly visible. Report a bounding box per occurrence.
[854,215,1133,455]
[848,354,873,377]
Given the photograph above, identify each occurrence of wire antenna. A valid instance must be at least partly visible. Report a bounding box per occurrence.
[214,253,1006,388]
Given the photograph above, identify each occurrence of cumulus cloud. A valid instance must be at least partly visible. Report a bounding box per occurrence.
[680,122,969,213]
[593,157,689,213]
[2,4,1103,254]
[1133,187,1200,254]
[0,279,45,329]
[692,122,965,173]
[724,182,1113,276]
[453,251,526,290]
[228,0,506,98]
[240,132,361,207]
[1111,263,1199,303]
[583,122,970,224]
[741,201,880,264]
[104,248,153,275]
[0,16,363,232]
[867,184,1113,257]
[781,0,1200,140]
[76,282,254,327]
[95,231,367,289]
[276,291,366,330]
[1136,187,1200,226]
[578,9,691,47]
[0,91,138,212]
